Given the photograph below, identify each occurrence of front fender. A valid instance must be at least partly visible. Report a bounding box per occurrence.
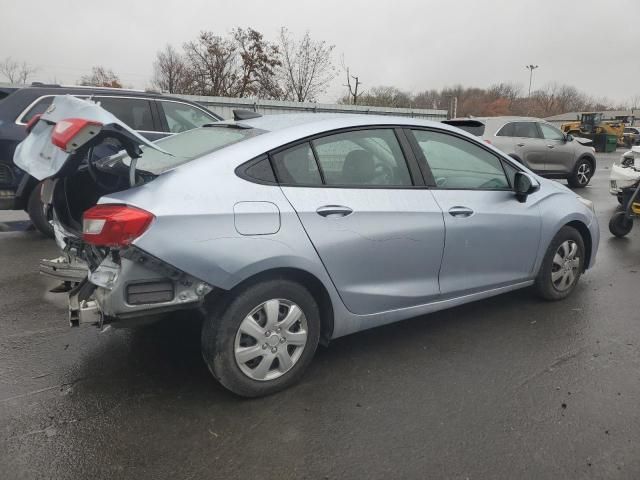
[534,190,599,274]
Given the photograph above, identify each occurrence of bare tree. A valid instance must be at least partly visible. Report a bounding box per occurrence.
[0,57,37,84]
[152,45,189,93]
[356,86,412,108]
[413,89,443,109]
[80,66,122,88]
[625,95,640,111]
[341,56,364,105]
[278,27,336,102]
[183,31,239,96]
[181,29,281,98]
[233,27,281,98]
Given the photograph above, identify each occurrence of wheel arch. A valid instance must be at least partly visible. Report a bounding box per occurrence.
[578,153,596,171]
[565,220,592,270]
[218,267,335,346]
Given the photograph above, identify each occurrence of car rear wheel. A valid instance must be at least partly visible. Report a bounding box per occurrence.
[534,226,584,301]
[567,158,593,188]
[27,183,54,238]
[201,279,320,397]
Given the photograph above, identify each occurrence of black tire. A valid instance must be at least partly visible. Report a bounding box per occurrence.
[27,183,54,238]
[534,226,585,301]
[567,157,594,188]
[609,211,633,238]
[201,279,321,397]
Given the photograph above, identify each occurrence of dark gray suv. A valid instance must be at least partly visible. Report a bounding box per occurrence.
[443,117,597,188]
[0,84,222,235]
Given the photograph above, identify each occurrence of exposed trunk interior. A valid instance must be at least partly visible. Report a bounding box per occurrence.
[52,153,155,236]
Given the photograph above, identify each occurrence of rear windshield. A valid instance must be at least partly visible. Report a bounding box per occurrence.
[441,120,485,136]
[104,126,264,175]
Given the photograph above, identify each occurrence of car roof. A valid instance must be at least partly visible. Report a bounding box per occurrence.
[193,113,483,164]
[236,112,449,133]
[15,85,169,100]
[0,86,223,122]
[447,116,542,124]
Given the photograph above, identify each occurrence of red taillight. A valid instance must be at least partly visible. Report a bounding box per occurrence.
[51,118,103,152]
[82,204,154,247]
[25,114,42,134]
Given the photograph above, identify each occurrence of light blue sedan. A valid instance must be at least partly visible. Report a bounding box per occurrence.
[16,96,599,397]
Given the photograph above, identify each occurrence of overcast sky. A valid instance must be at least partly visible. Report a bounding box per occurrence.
[2,0,638,103]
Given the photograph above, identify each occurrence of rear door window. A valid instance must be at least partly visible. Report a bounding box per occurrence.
[312,129,412,186]
[511,122,541,138]
[18,96,54,123]
[158,100,217,133]
[94,97,156,131]
[496,122,515,137]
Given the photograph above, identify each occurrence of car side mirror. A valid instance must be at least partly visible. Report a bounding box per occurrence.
[565,133,573,142]
[514,171,540,202]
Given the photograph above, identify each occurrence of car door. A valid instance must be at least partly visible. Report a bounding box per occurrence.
[274,128,445,315]
[508,121,548,172]
[408,128,542,297]
[538,122,574,174]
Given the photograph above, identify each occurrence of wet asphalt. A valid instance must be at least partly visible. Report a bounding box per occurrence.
[0,151,639,480]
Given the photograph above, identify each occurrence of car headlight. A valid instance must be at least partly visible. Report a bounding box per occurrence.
[577,196,595,213]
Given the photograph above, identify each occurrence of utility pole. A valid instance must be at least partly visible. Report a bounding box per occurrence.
[525,64,539,98]
[446,95,458,119]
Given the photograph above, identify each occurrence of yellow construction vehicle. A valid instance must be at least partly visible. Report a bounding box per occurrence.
[561,113,625,152]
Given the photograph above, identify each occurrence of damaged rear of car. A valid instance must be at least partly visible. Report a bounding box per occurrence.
[15,95,258,327]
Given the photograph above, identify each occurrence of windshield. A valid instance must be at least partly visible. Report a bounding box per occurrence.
[102,126,264,175]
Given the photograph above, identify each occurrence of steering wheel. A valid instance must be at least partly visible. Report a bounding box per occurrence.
[86,144,127,191]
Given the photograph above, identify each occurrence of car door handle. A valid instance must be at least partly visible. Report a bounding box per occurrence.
[316,205,353,217]
[448,206,474,218]
[517,143,525,147]
[547,144,555,148]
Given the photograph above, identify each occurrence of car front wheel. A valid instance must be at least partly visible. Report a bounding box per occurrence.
[534,226,585,301]
[201,279,320,397]
[609,211,633,237]
[567,158,593,188]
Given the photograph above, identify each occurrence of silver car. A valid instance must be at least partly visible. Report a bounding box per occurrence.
[443,117,597,188]
[16,96,599,397]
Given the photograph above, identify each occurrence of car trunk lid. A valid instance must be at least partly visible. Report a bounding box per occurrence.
[14,95,169,181]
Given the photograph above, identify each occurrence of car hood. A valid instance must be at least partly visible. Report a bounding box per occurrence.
[13,95,167,181]
[573,136,593,146]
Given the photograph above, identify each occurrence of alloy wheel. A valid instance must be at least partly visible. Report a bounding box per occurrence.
[576,162,591,185]
[551,240,580,292]
[234,299,308,381]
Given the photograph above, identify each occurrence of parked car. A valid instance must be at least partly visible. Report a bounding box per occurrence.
[0,84,222,235]
[443,117,597,188]
[622,126,640,147]
[15,96,599,397]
